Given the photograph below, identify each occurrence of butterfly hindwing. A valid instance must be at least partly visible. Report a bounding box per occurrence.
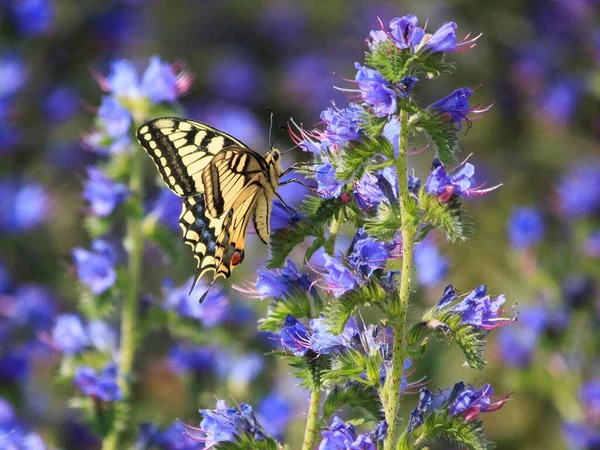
[252,192,271,245]
[136,117,249,197]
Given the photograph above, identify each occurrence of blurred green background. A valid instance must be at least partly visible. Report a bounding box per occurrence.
[1,0,599,449]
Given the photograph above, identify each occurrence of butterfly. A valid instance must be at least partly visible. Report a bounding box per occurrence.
[136,117,300,302]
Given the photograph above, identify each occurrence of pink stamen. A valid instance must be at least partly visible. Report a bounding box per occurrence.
[90,67,110,93]
[407,144,430,156]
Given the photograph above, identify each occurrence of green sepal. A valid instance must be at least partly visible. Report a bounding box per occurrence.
[280,351,328,391]
[418,189,471,242]
[325,282,387,334]
[364,201,401,242]
[258,289,317,333]
[324,348,382,388]
[214,433,281,450]
[323,383,383,422]
[414,110,459,165]
[267,222,315,269]
[334,136,395,181]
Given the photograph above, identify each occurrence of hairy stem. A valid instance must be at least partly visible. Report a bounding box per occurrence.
[301,389,322,450]
[102,143,145,450]
[325,210,343,256]
[383,108,416,450]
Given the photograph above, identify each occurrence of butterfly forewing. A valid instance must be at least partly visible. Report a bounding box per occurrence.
[136,117,248,197]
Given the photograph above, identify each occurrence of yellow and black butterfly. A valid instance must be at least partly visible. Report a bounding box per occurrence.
[136,117,299,302]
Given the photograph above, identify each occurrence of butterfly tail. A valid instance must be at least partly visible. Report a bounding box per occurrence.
[197,279,217,304]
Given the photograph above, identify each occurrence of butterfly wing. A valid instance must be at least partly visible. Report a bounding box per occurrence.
[252,192,272,245]
[136,117,249,197]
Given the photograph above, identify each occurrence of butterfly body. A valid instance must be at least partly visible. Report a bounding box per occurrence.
[136,117,284,299]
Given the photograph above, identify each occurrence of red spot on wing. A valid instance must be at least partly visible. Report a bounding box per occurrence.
[231,250,243,266]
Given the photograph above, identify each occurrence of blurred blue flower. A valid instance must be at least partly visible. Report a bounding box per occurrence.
[83,167,128,216]
[320,103,364,147]
[581,379,600,421]
[562,422,600,450]
[52,314,89,354]
[105,60,139,98]
[315,158,344,199]
[97,96,132,138]
[540,78,581,125]
[140,56,179,103]
[162,278,229,327]
[382,115,400,156]
[74,363,122,402]
[0,52,27,98]
[0,259,10,293]
[318,416,376,450]
[43,85,79,123]
[197,104,263,147]
[88,320,117,353]
[278,315,311,357]
[168,344,216,376]
[557,163,600,218]
[586,230,600,258]
[222,352,263,387]
[0,178,51,233]
[147,188,181,231]
[354,63,396,117]
[9,284,56,330]
[508,207,544,250]
[159,421,203,449]
[323,254,358,298]
[415,237,448,287]
[257,392,292,438]
[282,55,339,113]
[208,54,260,104]
[562,274,595,309]
[0,397,46,449]
[11,0,54,36]
[0,350,29,382]
[72,239,118,295]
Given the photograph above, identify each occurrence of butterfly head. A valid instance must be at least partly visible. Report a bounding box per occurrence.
[265,148,284,179]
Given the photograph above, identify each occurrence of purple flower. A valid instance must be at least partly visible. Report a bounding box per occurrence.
[97,96,132,138]
[315,158,345,199]
[508,207,544,250]
[72,240,118,295]
[252,259,313,300]
[415,237,448,287]
[270,201,303,232]
[83,167,128,216]
[0,53,28,98]
[140,56,179,103]
[318,416,376,450]
[323,254,358,298]
[354,63,397,117]
[422,22,458,53]
[199,400,267,446]
[162,278,229,327]
[389,14,424,49]
[557,163,600,218]
[320,103,364,147]
[278,315,311,357]
[168,344,216,376]
[425,158,498,203]
[442,285,515,330]
[348,231,390,279]
[52,314,89,354]
[0,351,29,382]
[74,364,122,402]
[257,392,293,438]
[581,379,600,422]
[448,382,509,422]
[43,85,79,123]
[429,87,489,130]
[0,178,51,232]
[11,0,54,36]
[354,168,398,210]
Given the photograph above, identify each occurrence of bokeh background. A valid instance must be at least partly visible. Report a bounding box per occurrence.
[0,0,599,449]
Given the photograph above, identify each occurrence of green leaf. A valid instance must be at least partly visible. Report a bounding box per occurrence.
[280,351,329,391]
[323,384,383,421]
[258,289,316,333]
[415,111,459,165]
[334,136,395,181]
[302,196,345,228]
[267,222,314,269]
[363,201,401,242]
[326,282,387,333]
[418,189,471,242]
[324,348,382,388]
[215,433,281,450]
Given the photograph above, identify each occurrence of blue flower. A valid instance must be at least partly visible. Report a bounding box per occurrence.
[323,254,358,298]
[407,388,434,433]
[208,55,260,104]
[278,315,311,357]
[0,398,47,449]
[354,168,398,211]
[97,96,132,138]
[105,60,139,98]
[197,105,262,146]
[562,422,600,450]
[318,416,376,450]
[9,284,57,330]
[315,158,345,199]
[88,320,117,354]
[72,239,118,294]
[52,314,89,354]
[162,278,229,327]
[425,158,497,203]
[160,421,204,449]
[168,344,216,376]
[0,259,10,294]
[43,85,79,123]
[11,0,54,36]
[557,163,600,218]
[508,207,544,250]
[448,382,509,422]
[0,351,29,382]
[216,352,264,389]
[83,167,128,217]
[429,88,478,130]
[585,231,600,258]
[0,52,28,98]
[348,230,390,279]
[309,317,345,354]
[270,201,303,232]
[541,78,581,125]
[140,56,179,103]
[354,63,397,117]
[0,178,51,233]
[74,363,122,402]
[199,400,267,447]
[422,22,458,53]
[257,392,292,438]
[320,103,364,147]
[389,14,424,49]
[415,237,448,287]
[440,285,515,330]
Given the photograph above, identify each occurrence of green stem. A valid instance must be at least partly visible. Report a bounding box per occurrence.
[101,143,145,450]
[383,109,415,450]
[325,210,343,256]
[301,389,322,450]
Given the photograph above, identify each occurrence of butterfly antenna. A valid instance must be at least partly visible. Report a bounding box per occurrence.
[266,107,275,148]
[271,126,288,149]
